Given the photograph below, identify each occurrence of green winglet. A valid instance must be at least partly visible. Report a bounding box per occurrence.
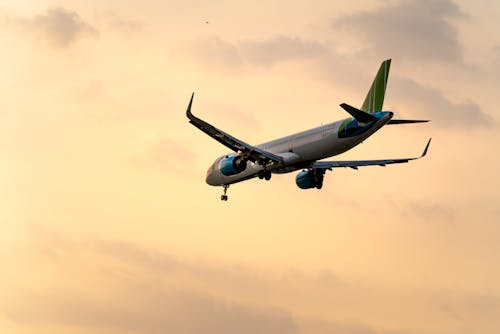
[361,59,391,113]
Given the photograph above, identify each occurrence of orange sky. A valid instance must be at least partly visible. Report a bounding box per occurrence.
[1,1,500,333]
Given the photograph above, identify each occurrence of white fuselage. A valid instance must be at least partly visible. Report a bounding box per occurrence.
[205,111,393,186]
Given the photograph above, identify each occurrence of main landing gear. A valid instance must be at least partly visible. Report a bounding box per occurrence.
[315,169,325,189]
[221,185,229,201]
[257,170,272,181]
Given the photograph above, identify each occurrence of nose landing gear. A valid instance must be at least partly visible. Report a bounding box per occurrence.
[220,185,229,201]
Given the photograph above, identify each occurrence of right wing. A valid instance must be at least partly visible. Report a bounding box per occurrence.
[312,138,431,170]
[186,93,284,165]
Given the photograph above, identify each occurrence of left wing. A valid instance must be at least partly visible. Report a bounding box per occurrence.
[186,93,284,166]
[312,138,431,170]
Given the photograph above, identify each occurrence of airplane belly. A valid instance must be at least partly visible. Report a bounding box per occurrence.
[294,133,344,160]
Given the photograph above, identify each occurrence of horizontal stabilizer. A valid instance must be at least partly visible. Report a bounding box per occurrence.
[340,103,377,123]
[388,119,429,124]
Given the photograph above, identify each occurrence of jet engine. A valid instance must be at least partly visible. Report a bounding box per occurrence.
[219,155,247,176]
[295,169,324,189]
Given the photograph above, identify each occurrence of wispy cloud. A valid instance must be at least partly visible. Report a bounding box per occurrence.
[134,137,197,176]
[3,288,297,334]
[4,224,500,334]
[203,101,260,131]
[191,36,244,70]
[101,12,144,33]
[238,35,328,67]
[333,0,464,63]
[191,35,327,69]
[390,200,456,224]
[391,76,496,127]
[11,7,98,48]
[1,226,298,334]
[189,32,494,128]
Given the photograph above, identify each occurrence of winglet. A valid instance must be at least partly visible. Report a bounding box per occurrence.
[186,92,195,118]
[421,138,432,158]
[340,103,378,123]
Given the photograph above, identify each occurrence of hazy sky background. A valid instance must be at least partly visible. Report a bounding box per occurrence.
[1,1,499,333]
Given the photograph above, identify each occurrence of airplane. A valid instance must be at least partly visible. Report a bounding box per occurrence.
[186,59,431,201]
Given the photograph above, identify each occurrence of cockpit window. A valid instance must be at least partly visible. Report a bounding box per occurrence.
[209,156,223,172]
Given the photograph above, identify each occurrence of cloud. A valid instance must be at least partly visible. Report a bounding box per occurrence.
[4,224,500,334]
[11,7,97,48]
[102,12,144,32]
[0,228,298,334]
[310,56,495,128]
[192,37,244,70]
[297,318,377,334]
[191,35,327,69]
[390,200,456,224]
[34,7,97,47]
[190,33,493,128]
[391,76,496,127]
[3,289,296,334]
[203,101,260,130]
[333,0,463,63]
[135,137,197,176]
[238,35,328,66]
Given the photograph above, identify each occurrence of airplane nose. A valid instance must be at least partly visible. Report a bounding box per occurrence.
[205,169,221,186]
[205,171,215,185]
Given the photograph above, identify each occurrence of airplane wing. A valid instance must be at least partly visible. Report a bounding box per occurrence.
[186,93,284,165]
[312,138,431,170]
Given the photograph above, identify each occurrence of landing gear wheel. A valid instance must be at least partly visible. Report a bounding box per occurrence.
[220,185,230,201]
[315,170,325,189]
[264,170,272,181]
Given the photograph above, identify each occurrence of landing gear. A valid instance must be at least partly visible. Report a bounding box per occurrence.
[220,185,229,201]
[258,170,272,181]
[315,169,325,189]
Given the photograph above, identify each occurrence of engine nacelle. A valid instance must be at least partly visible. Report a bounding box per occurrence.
[295,169,324,189]
[219,156,247,176]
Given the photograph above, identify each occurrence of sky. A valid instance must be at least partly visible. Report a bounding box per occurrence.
[1,0,500,333]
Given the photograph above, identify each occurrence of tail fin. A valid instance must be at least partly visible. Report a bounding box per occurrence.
[361,59,391,113]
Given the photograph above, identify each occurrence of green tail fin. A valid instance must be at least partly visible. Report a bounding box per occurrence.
[361,59,391,113]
